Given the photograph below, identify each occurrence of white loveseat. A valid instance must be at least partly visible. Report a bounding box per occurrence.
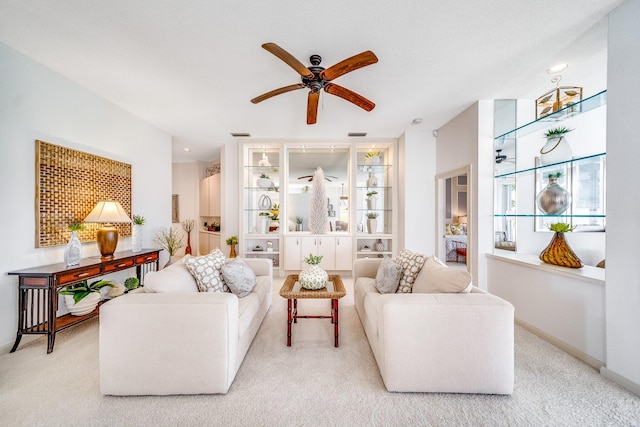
[100,257,272,395]
[354,258,514,394]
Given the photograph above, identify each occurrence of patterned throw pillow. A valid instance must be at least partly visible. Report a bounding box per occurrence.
[185,249,229,293]
[375,258,403,294]
[395,249,427,293]
[221,258,257,298]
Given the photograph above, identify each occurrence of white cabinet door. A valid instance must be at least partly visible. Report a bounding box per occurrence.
[199,179,210,217]
[316,236,335,270]
[209,234,221,252]
[284,236,302,270]
[335,236,353,270]
[198,231,210,255]
[209,174,221,217]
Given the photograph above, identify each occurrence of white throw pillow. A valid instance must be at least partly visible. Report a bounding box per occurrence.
[185,249,230,293]
[412,255,473,293]
[395,249,427,293]
[375,258,403,294]
[221,258,257,298]
[144,255,198,293]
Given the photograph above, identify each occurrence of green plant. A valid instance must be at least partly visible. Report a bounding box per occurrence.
[548,172,562,179]
[548,222,576,233]
[226,235,238,245]
[544,126,573,137]
[366,212,379,219]
[270,214,279,220]
[259,212,271,217]
[364,151,381,158]
[295,216,303,224]
[124,277,139,290]
[181,219,195,233]
[259,173,270,179]
[154,227,184,256]
[366,191,378,198]
[303,253,323,265]
[60,279,114,304]
[132,215,145,225]
[67,220,85,232]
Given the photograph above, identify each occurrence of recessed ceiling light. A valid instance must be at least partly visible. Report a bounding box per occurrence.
[412,118,423,125]
[546,63,568,74]
[183,148,191,152]
[230,132,251,137]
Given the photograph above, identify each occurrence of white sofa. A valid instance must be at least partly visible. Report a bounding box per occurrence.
[100,257,272,395]
[354,258,514,394]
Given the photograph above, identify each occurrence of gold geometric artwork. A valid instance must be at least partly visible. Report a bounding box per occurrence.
[35,140,132,248]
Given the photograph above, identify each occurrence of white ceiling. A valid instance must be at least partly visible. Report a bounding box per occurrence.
[0,0,621,162]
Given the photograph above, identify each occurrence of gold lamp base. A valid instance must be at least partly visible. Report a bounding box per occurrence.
[96,224,118,258]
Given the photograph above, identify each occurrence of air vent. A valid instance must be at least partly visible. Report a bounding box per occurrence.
[230,132,251,137]
[348,132,367,137]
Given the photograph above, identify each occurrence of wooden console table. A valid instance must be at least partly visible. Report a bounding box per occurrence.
[8,249,160,354]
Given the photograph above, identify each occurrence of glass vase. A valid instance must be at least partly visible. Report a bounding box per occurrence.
[536,176,571,215]
[539,232,584,268]
[64,231,82,267]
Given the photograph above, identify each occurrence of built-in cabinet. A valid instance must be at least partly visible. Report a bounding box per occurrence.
[199,173,220,217]
[198,231,221,255]
[240,141,397,275]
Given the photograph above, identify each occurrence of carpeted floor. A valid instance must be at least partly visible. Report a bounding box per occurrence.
[1,277,639,426]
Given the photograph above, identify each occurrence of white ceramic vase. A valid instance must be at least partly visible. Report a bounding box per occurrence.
[367,172,377,187]
[367,156,380,165]
[540,136,572,165]
[258,216,270,234]
[257,177,273,188]
[299,265,328,290]
[64,292,100,316]
[131,224,143,252]
[366,196,377,210]
[64,231,82,267]
[367,218,377,234]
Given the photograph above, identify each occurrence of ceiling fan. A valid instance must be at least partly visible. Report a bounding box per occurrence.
[495,149,508,164]
[297,173,338,182]
[251,43,378,125]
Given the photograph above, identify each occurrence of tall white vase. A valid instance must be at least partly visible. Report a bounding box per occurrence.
[64,231,82,267]
[367,218,378,234]
[132,224,143,252]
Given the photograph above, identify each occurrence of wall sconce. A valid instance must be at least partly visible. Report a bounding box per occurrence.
[84,200,131,258]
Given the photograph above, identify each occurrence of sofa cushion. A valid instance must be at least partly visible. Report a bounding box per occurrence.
[412,255,473,293]
[221,258,257,298]
[237,293,260,339]
[395,249,427,293]
[375,258,403,293]
[185,249,230,293]
[144,255,198,293]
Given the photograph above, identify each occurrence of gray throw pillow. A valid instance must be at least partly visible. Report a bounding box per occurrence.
[375,258,403,294]
[221,258,257,298]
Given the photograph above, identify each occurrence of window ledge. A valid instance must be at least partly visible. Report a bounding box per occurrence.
[487,251,605,285]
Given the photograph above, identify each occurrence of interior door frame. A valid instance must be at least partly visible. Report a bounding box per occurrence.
[435,165,472,274]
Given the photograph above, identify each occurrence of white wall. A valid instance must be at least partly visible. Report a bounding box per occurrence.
[171,162,199,256]
[0,42,172,352]
[603,0,640,392]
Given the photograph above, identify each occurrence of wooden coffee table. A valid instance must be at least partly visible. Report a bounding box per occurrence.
[279,274,346,347]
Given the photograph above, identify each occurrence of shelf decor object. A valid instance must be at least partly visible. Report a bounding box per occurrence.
[299,253,328,290]
[64,230,82,267]
[84,201,132,258]
[539,223,584,268]
[309,167,329,234]
[535,82,582,119]
[536,173,571,215]
[540,126,573,165]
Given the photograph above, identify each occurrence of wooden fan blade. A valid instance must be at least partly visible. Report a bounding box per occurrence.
[307,91,319,125]
[251,83,305,104]
[320,50,378,81]
[324,83,375,111]
[262,43,314,78]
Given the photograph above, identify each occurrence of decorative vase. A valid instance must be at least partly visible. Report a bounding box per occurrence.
[375,239,384,252]
[64,292,100,316]
[131,224,143,253]
[366,196,377,210]
[185,231,192,255]
[296,223,303,231]
[539,232,584,268]
[165,255,176,268]
[367,218,377,234]
[299,265,328,290]
[540,135,572,165]
[367,156,380,165]
[258,216,270,234]
[257,177,273,188]
[64,231,82,267]
[367,172,377,188]
[229,244,237,258]
[536,176,571,215]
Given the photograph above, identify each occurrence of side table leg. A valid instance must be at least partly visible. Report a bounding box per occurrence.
[287,298,292,347]
[333,299,339,347]
[293,299,298,323]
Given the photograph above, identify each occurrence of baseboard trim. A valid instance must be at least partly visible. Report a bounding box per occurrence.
[600,367,640,397]
[515,318,604,370]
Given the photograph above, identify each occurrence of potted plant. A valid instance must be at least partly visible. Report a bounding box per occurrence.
[295,216,304,231]
[366,212,379,234]
[299,253,328,290]
[258,212,271,234]
[64,219,85,267]
[124,277,139,291]
[366,190,378,209]
[60,279,114,316]
[257,173,273,189]
[154,227,184,267]
[539,222,583,268]
[540,126,573,165]
[364,150,381,165]
[131,214,145,253]
[226,235,238,258]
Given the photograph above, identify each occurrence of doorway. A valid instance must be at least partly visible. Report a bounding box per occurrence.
[436,166,471,272]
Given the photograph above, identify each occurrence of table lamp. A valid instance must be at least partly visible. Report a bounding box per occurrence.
[84,200,131,258]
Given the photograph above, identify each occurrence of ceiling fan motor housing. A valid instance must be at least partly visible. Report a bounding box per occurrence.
[303,55,325,92]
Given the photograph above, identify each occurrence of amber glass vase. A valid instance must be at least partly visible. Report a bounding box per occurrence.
[539,232,583,268]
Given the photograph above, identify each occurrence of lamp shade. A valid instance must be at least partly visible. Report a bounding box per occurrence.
[84,201,131,258]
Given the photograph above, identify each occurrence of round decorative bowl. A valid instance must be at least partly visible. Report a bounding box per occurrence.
[299,265,328,290]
